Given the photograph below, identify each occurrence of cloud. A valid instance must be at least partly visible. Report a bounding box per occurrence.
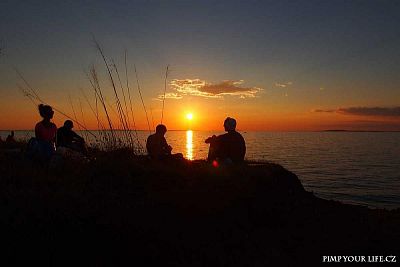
[159,79,262,99]
[312,109,335,113]
[158,92,183,100]
[337,106,400,117]
[312,106,400,117]
[275,81,292,88]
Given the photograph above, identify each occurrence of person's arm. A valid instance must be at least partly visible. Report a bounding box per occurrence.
[35,123,41,139]
[52,124,57,143]
[56,129,60,147]
[71,130,84,142]
[161,137,172,154]
[205,135,217,144]
[146,136,152,155]
[240,135,246,160]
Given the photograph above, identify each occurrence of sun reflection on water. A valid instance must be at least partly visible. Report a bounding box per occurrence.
[186,130,193,160]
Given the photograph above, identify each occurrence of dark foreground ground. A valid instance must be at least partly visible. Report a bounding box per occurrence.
[1,149,399,266]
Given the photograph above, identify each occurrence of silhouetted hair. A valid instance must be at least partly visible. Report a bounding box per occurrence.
[64,120,73,128]
[38,104,53,118]
[224,117,236,131]
[155,124,167,134]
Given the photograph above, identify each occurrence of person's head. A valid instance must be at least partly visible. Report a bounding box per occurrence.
[10,130,14,137]
[38,104,54,120]
[64,120,74,130]
[155,124,167,135]
[224,117,237,132]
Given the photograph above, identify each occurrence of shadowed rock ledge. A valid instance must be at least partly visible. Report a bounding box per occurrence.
[1,150,399,266]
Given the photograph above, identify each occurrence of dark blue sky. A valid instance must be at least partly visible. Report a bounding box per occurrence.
[1,0,400,130]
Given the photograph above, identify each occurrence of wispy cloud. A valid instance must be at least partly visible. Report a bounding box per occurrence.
[159,79,262,99]
[275,81,292,88]
[312,109,335,113]
[337,106,400,117]
[312,106,400,117]
[158,92,183,100]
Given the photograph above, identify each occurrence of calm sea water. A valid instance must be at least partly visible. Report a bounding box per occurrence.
[2,130,400,209]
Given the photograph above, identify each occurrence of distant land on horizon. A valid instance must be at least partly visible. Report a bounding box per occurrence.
[323,129,400,133]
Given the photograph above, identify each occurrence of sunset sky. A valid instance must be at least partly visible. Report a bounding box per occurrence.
[1,0,399,131]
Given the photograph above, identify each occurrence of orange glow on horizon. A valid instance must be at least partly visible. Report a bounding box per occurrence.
[1,98,399,132]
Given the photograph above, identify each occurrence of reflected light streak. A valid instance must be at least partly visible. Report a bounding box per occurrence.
[186,130,193,160]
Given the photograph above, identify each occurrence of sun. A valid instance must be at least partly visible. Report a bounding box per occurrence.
[186,113,193,120]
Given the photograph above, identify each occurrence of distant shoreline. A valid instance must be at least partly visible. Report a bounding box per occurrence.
[322,129,400,132]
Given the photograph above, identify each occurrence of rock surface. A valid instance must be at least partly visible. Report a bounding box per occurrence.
[1,150,399,266]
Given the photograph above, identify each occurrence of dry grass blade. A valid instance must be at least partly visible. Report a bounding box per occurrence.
[87,65,116,146]
[134,64,152,134]
[124,50,142,150]
[161,65,169,124]
[16,69,97,139]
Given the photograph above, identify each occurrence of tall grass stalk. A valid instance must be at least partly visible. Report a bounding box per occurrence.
[134,64,152,134]
[68,94,81,132]
[161,65,169,124]
[93,38,134,149]
[78,98,90,141]
[124,50,142,151]
[16,69,97,139]
[150,105,155,131]
[111,59,135,149]
[87,65,116,147]
[79,87,108,145]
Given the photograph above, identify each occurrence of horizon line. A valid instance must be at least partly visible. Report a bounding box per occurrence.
[1,129,400,133]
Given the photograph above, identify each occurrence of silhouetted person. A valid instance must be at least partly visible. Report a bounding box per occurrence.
[146,124,173,159]
[6,131,16,143]
[27,104,57,161]
[57,120,87,154]
[35,104,57,144]
[4,130,17,149]
[205,117,246,164]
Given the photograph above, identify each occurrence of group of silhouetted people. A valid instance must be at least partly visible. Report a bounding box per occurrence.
[26,103,246,165]
[146,117,246,164]
[27,104,87,163]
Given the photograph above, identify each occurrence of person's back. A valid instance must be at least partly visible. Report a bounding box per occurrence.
[206,117,246,164]
[6,131,16,144]
[28,104,57,162]
[56,120,87,155]
[57,126,74,148]
[35,121,57,143]
[146,124,172,159]
[217,130,246,163]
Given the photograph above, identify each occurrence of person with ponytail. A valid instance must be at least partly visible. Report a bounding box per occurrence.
[27,104,57,162]
[35,104,57,144]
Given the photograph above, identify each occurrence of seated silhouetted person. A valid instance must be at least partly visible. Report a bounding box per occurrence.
[6,131,16,144]
[57,120,87,154]
[26,104,57,162]
[205,117,246,164]
[4,130,18,149]
[147,124,184,160]
[146,124,172,159]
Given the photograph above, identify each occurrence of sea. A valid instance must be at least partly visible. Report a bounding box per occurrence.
[1,130,400,210]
